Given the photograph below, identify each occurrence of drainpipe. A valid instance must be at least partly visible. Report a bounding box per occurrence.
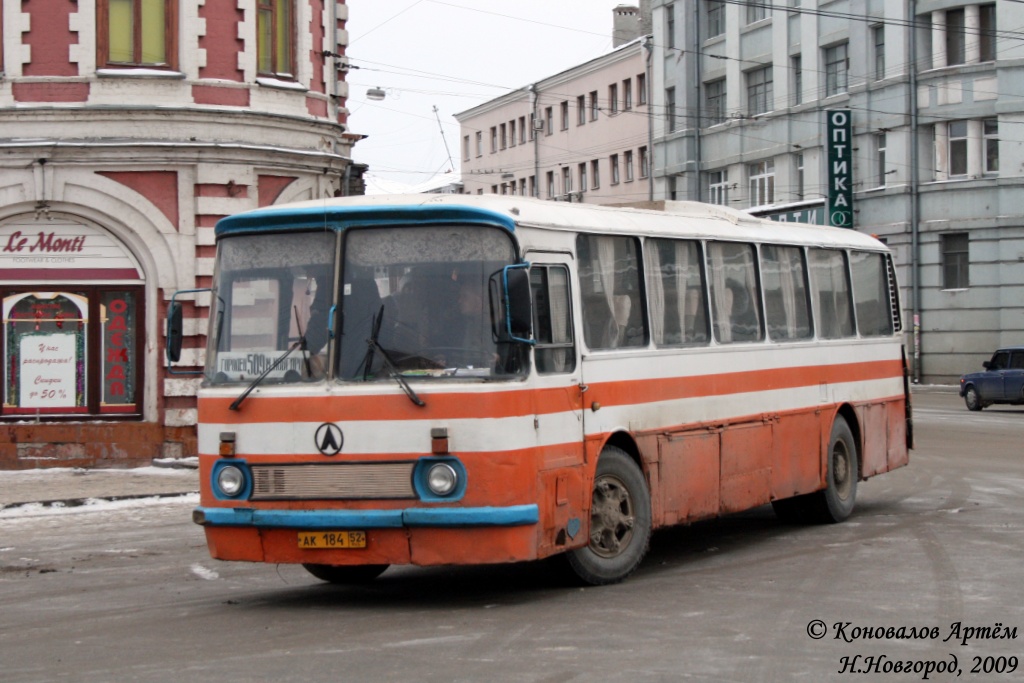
[910,0,922,383]
[529,84,540,198]
[644,36,654,201]
[693,0,702,202]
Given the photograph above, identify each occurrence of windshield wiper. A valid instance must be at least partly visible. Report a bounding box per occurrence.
[229,306,310,412]
[362,305,426,407]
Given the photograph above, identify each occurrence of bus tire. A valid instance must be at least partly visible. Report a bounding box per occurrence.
[566,446,651,585]
[302,563,389,584]
[810,416,859,523]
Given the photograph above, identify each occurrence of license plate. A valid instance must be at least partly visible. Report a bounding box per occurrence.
[297,531,367,549]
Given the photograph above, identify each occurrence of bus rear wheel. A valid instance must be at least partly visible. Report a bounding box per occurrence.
[810,416,859,523]
[566,446,651,585]
[302,563,389,584]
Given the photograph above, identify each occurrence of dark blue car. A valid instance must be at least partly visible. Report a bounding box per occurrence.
[959,346,1024,411]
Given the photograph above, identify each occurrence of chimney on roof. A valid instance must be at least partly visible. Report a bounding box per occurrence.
[612,5,641,47]
[612,2,652,46]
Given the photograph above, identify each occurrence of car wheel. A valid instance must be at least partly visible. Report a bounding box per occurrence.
[964,385,983,411]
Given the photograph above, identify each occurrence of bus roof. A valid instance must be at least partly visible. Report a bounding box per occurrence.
[214,194,888,251]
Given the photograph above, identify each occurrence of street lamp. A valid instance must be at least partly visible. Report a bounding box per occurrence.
[367,87,386,101]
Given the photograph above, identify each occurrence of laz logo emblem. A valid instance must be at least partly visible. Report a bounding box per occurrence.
[315,423,344,456]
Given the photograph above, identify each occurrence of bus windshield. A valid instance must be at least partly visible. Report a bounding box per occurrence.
[206,231,336,385]
[337,225,523,381]
[205,224,524,386]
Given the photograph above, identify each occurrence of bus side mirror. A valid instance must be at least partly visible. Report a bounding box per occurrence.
[166,301,184,363]
[490,264,534,345]
[165,288,210,374]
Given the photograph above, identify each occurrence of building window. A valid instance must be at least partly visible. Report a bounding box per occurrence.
[256,0,294,77]
[2,288,143,417]
[560,101,569,131]
[500,123,507,149]
[637,73,647,105]
[609,83,619,114]
[529,175,536,197]
[984,118,999,173]
[462,135,470,162]
[748,159,775,206]
[746,0,770,24]
[545,106,554,136]
[946,8,966,66]
[475,131,482,157]
[949,120,968,176]
[746,65,773,116]
[590,91,600,121]
[579,163,588,193]
[980,4,996,61]
[707,0,725,37]
[705,79,726,125]
[519,116,527,144]
[666,87,676,132]
[941,233,969,289]
[520,178,527,195]
[666,3,675,50]
[791,56,802,106]
[873,25,885,80]
[625,150,634,182]
[623,79,633,110]
[509,120,516,147]
[100,0,178,69]
[546,171,555,199]
[640,146,649,178]
[591,160,601,189]
[795,153,804,199]
[707,170,729,205]
[876,133,887,187]
[577,95,586,125]
[562,167,572,196]
[490,127,497,153]
[610,154,620,185]
[825,43,849,97]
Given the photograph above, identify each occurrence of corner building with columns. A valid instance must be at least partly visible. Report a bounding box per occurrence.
[0,0,362,468]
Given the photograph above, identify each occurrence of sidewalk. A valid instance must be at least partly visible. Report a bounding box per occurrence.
[0,459,199,510]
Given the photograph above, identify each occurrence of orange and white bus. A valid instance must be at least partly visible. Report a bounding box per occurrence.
[170,194,912,585]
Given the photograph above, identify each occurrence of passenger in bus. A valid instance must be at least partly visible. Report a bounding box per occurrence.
[440,268,499,370]
[726,279,760,342]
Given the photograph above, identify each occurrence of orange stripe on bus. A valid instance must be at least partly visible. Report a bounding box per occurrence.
[199,359,903,424]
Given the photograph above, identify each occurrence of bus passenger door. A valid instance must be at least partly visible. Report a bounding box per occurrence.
[527,257,587,553]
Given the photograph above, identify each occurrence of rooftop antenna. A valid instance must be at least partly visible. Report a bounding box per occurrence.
[433,105,455,173]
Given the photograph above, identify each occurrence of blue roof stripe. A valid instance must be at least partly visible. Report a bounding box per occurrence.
[214,204,517,236]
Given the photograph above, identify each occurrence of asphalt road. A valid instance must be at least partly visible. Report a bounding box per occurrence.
[1,389,1021,683]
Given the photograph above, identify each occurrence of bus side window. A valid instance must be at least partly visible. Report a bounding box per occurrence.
[576,234,646,350]
[707,241,763,344]
[645,238,708,346]
[761,244,812,341]
[808,249,855,339]
[530,265,576,374]
[849,251,893,337]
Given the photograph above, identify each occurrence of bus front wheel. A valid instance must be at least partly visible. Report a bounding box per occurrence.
[566,446,652,585]
[812,416,859,523]
[302,563,389,584]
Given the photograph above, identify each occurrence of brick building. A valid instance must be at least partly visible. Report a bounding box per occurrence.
[0,0,363,468]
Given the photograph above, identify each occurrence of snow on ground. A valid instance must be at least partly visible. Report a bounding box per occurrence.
[0,493,199,520]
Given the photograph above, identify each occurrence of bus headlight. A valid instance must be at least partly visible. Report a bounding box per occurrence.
[216,465,246,497]
[426,463,458,496]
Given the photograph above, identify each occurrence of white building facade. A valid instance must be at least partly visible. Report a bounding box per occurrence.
[651,0,1024,383]
[456,7,654,206]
